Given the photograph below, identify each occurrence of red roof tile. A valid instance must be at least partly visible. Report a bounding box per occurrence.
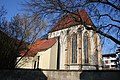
[20,38,56,57]
[50,9,93,32]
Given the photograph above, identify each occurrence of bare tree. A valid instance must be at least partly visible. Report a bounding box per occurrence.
[0,6,47,69]
[23,0,120,46]
[0,6,17,68]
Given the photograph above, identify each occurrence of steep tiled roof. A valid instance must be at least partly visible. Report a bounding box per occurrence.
[50,9,93,32]
[19,38,56,57]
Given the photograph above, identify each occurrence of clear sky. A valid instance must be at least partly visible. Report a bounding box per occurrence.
[0,0,25,20]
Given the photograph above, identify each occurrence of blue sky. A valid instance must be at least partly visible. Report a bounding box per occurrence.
[0,0,25,20]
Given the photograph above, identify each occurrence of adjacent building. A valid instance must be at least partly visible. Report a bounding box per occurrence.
[116,47,120,70]
[102,53,117,70]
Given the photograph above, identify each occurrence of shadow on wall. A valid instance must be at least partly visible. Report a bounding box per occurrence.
[80,70,120,80]
[0,69,47,80]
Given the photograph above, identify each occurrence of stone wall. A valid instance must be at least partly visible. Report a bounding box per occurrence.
[0,69,120,80]
[42,69,120,80]
[80,70,120,80]
[42,69,81,80]
[0,69,47,80]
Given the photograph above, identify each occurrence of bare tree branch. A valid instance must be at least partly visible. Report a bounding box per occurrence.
[23,0,120,45]
[98,14,120,23]
[88,0,120,10]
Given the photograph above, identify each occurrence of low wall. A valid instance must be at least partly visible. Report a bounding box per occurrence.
[42,69,120,80]
[0,69,120,80]
[80,70,120,80]
[0,69,47,80]
[42,69,81,80]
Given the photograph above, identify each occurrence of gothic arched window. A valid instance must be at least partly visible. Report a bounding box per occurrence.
[84,32,89,63]
[72,33,77,63]
[67,34,70,64]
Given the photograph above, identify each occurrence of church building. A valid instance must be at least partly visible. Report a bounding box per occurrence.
[17,10,102,70]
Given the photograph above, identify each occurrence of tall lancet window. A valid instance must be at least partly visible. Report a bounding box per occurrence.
[72,33,77,63]
[67,34,70,64]
[84,32,89,63]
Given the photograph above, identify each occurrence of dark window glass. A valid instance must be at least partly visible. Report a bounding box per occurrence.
[72,33,77,63]
[84,32,88,63]
[68,34,70,64]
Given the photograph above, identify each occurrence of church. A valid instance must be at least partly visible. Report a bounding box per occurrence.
[17,9,102,70]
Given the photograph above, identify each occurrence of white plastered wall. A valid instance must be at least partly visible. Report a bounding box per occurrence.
[48,24,102,70]
[48,25,81,69]
[35,40,58,69]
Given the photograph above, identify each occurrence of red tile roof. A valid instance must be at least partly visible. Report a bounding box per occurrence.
[50,9,93,32]
[19,38,56,57]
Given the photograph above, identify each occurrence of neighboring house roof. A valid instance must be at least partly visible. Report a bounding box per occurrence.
[116,47,120,53]
[12,38,29,50]
[102,53,116,57]
[0,30,29,51]
[50,9,93,32]
[0,30,8,37]
[19,38,56,57]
